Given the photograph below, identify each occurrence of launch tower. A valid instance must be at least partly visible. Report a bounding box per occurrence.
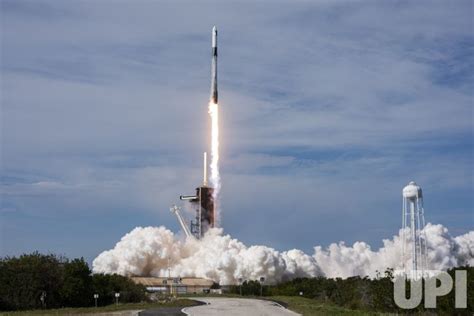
[179,152,215,239]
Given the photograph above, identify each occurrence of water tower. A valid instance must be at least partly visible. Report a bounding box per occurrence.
[401,181,428,279]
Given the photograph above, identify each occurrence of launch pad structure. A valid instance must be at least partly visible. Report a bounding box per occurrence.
[177,152,215,239]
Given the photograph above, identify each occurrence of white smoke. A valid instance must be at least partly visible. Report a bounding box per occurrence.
[93,223,473,284]
[314,223,473,278]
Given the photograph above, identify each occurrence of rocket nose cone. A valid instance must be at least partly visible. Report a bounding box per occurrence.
[211,26,217,47]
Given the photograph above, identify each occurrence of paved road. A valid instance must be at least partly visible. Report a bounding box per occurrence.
[182,298,300,316]
[138,306,185,316]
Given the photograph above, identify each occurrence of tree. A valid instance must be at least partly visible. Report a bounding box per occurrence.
[0,253,146,311]
[0,252,64,310]
[61,258,93,307]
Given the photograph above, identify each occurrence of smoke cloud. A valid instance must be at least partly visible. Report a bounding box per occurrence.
[92,223,473,284]
[314,223,473,278]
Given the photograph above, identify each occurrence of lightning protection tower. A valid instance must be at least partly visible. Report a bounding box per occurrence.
[401,181,428,279]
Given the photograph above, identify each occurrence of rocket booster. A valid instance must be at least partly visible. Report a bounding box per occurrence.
[210,26,218,104]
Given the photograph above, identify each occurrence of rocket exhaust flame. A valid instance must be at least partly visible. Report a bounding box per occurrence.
[208,101,220,219]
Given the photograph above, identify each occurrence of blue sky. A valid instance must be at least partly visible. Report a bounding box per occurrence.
[1,0,473,264]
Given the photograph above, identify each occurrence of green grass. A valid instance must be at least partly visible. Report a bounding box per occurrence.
[271,296,382,315]
[0,299,198,315]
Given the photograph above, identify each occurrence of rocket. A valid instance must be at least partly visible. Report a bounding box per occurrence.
[210,26,218,104]
[176,27,218,239]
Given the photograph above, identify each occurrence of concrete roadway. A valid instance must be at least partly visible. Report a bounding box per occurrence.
[182,297,300,316]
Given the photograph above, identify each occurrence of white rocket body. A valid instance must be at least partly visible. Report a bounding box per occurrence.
[210,26,218,104]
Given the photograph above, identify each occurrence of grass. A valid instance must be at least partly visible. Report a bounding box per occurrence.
[271,296,380,315]
[0,299,198,315]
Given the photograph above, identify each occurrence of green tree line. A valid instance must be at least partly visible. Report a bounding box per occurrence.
[228,267,473,314]
[0,252,146,311]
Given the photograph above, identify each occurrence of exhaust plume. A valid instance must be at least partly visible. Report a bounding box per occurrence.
[92,223,473,284]
[208,102,220,219]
